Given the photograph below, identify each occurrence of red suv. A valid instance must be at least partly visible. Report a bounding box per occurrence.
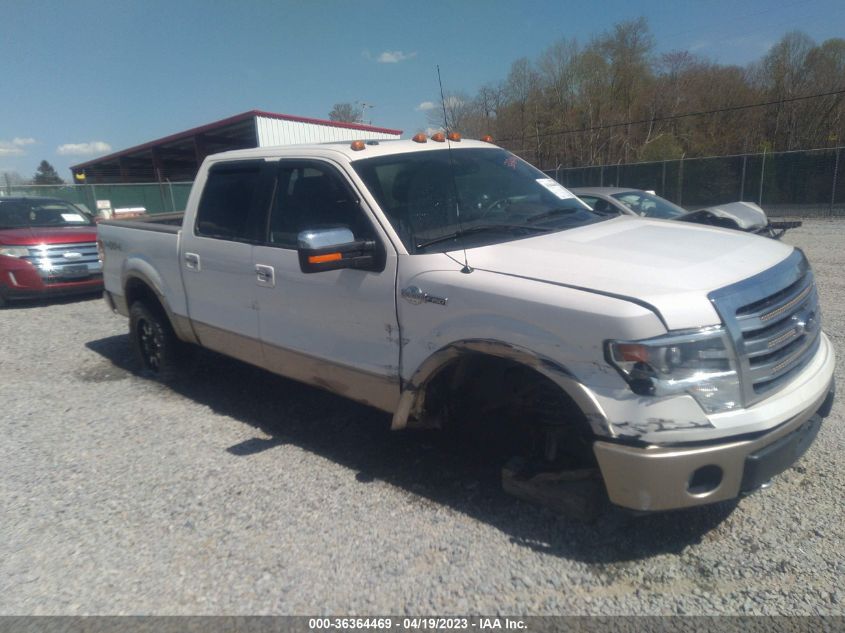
[0,197,103,307]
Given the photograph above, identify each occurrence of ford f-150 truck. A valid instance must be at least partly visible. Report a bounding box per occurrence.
[98,136,835,512]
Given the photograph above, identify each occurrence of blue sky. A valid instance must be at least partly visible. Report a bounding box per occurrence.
[2,0,844,179]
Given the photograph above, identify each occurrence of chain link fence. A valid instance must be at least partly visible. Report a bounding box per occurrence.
[548,146,844,218]
[0,181,193,215]
[4,147,843,219]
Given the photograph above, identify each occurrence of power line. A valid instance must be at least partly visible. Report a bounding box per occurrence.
[496,88,845,143]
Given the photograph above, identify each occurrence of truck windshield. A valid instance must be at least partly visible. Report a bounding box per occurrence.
[0,200,94,229]
[353,148,604,253]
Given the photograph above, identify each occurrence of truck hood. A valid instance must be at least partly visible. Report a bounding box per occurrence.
[462,217,794,330]
[0,226,98,246]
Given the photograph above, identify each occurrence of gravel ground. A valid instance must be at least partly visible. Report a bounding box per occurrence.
[1,219,843,616]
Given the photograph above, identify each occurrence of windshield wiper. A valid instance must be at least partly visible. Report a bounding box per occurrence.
[525,207,583,224]
[416,224,550,250]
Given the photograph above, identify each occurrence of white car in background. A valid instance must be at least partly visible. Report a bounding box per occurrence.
[571,187,801,238]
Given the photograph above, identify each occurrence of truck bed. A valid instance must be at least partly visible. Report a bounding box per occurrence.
[98,211,189,320]
[99,212,185,233]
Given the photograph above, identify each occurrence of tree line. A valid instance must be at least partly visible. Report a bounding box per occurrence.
[425,18,845,169]
[2,160,64,187]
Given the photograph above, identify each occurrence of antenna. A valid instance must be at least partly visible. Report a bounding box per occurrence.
[437,65,472,274]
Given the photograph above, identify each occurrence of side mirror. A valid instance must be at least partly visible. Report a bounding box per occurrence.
[297,227,378,274]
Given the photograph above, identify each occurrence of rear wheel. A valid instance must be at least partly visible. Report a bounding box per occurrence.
[129,301,180,381]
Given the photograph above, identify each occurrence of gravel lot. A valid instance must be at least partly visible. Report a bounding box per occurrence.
[1,219,843,616]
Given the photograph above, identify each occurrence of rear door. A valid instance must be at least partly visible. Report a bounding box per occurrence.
[180,160,274,365]
[251,159,401,411]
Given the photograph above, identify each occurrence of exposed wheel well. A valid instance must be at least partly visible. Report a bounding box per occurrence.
[416,353,596,468]
[125,277,167,322]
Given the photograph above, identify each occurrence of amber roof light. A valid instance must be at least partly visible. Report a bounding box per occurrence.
[350,140,366,151]
[481,135,494,143]
[412,133,427,143]
[431,132,446,142]
[447,132,461,142]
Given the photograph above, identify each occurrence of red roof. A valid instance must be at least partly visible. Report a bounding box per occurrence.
[71,110,403,170]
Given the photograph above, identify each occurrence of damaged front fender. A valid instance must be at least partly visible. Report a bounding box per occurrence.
[390,339,612,436]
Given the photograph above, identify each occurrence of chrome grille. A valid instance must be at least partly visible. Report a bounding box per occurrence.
[709,249,821,407]
[22,242,102,281]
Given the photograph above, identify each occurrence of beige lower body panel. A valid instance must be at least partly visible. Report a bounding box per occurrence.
[192,321,399,413]
[593,384,831,511]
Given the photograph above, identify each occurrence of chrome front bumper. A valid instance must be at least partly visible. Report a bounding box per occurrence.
[593,379,835,512]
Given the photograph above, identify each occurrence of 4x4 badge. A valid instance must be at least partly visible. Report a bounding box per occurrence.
[401,286,448,306]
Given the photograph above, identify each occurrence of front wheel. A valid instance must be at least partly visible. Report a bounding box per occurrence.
[129,301,180,381]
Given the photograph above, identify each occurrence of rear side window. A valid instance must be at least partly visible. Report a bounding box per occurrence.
[195,161,267,241]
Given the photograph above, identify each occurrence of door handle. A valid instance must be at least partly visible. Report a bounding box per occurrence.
[255,264,275,288]
[184,252,201,271]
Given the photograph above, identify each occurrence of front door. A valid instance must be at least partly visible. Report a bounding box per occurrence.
[252,160,400,411]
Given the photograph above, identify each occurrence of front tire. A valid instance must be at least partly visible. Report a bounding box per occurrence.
[129,301,180,381]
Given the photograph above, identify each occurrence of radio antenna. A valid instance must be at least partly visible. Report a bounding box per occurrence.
[437,65,472,274]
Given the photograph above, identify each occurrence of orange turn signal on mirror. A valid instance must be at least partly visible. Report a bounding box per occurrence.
[412,133,427,143]
[431,132,446,142]
[308,252,343,264]
[350,140,366,151]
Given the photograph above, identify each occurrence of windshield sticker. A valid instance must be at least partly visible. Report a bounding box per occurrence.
[61,213,87,222]
[536,178,575,200]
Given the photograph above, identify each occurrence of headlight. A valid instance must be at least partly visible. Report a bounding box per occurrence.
[606,327,741,414]
[0,246,29,258]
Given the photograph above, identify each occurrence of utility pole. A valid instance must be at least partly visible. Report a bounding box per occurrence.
[356,101,375,125]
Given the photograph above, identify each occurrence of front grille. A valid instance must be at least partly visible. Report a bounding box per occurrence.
[709,250,821,407]
[22,242,102,281]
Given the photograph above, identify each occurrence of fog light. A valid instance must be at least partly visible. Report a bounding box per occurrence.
[688,465,723,495]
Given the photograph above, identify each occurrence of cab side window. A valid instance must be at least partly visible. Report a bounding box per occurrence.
[195,161,267,241]
[267,163,374,249]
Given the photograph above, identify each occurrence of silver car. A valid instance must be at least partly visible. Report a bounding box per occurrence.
[570,186,800,238]
[570,187,687,220]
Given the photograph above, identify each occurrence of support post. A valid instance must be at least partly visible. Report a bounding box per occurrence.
[831,148,840,218]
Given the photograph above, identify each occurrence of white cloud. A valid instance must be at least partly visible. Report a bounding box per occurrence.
[416,101,437,111]
[0,145,24,157]
[377,50,416,63]
[0,137,37,156]
[56,141,112,156]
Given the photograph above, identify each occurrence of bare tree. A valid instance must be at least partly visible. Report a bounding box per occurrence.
[419,19,844,169]
[328,103,364,123]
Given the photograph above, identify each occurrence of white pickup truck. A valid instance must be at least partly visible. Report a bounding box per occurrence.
[98,137,835,512]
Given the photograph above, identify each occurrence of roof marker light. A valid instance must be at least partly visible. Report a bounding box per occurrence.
[447,132,461,142]
[350,140,366,151]
[431,132,446,142]
[412,133,427,143]
[481,135,494,143]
